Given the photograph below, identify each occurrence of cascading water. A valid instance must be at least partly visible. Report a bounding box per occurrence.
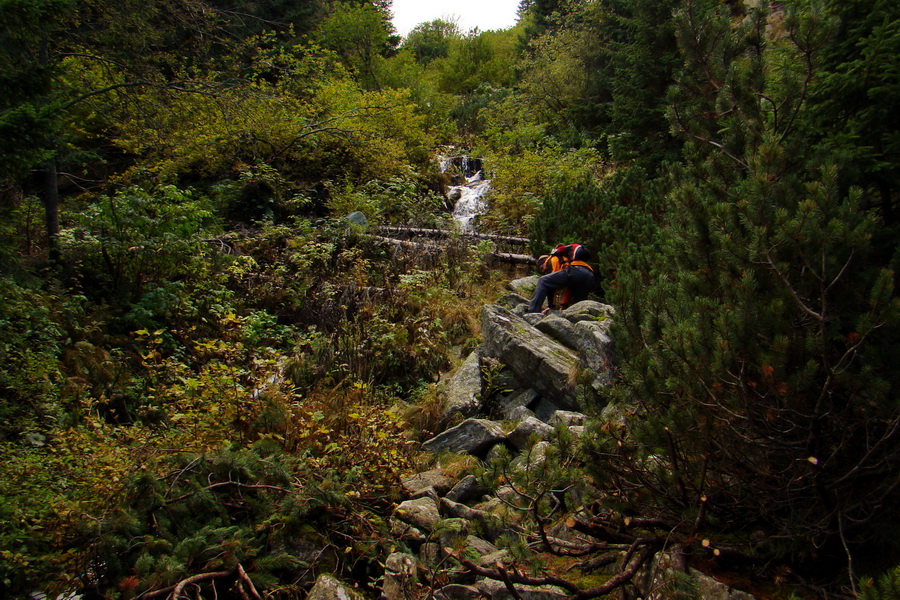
[439,152,491,233]
[451,172,491,233]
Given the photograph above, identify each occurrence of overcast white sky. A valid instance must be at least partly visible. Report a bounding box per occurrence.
[390,0,522,37]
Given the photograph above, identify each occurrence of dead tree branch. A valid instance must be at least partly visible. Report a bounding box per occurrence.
[375,225,529,245]
[371,235,534,265]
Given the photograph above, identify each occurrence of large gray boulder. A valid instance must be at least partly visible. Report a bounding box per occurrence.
[394,496,442,531]
[423,418,506,455]
[549,410,587,427]
[402,469,457,497]
[533,313,580,350]
[476,578,569,600]
[507,415,556,450]
[383,552,418,600]
[561,300,616,323]
[481,305,580,409]
[442,349,485,420]
[446,474,488,503]
[507,276,539,297]
[571,319,615,389]
[307,575,364,600]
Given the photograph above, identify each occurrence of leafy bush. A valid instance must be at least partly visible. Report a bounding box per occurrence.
[0,277,68,439]
[481,146,606,236]
[60,185,214,302]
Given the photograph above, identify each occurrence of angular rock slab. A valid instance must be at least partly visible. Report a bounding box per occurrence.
[401,468,457,497]
[477,578,570,600]
[499,388,539,420]
[423,418,506,455]
[571,320,614,367]
[442,348,485,421]
[394,496,442,532]
[561,300,616,323]
[391,517,426,542]
[445,474,488,503]
[481,305,580,410]
[549,410,587,427]
[533,313,579,350]
[507,275,539,297]
[383,552,418,600]
[571,319,615,390]
[507,415,556,450]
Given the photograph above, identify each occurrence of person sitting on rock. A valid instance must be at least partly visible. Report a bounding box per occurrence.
[528,244,594,314]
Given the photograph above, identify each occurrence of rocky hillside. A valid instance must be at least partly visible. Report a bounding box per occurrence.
[303,276,760,600]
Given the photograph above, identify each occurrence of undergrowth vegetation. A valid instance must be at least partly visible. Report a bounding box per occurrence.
[0,175,509,596]
[2,0,899,597]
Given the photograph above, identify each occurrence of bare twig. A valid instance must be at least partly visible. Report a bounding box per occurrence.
[763,250,823,321]
[236,563,261,600]
[166,481,290,504]
[135,570,232,600]
[498,564,526,600]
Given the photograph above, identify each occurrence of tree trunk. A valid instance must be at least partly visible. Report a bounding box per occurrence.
[43,158,61,264]
[39,36,61,264]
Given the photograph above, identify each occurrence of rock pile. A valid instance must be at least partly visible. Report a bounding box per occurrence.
[305,277,758,599]
[377,286,608,599]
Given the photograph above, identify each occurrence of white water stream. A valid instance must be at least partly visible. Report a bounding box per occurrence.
[440,154,491,232]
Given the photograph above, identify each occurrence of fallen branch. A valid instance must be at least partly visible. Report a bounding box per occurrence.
[568,516,637,545]
[375,225,530,245]
[489,251,535,265]
[450,550,581,596]
[236,563,262,600]
[166,481,291,504]
[136,570,232,600]
[450,541,659,599]
[371,235,444,251]
[371,235,534,265]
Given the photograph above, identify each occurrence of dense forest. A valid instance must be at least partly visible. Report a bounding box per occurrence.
[1,0,898,598]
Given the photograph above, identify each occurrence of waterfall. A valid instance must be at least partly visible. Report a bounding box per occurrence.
[439,152,490,232]
[451,174,491,233]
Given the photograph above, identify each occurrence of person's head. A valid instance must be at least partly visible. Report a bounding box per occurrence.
[537,255,551,274]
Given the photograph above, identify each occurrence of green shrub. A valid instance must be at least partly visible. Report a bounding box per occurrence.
[59,185,215,302]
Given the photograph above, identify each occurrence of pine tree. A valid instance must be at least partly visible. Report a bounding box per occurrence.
[807,0,900,224]
[584,0,900,574]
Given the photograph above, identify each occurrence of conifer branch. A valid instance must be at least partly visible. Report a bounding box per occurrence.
[671,103,750,170]
[764,250,823,321]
